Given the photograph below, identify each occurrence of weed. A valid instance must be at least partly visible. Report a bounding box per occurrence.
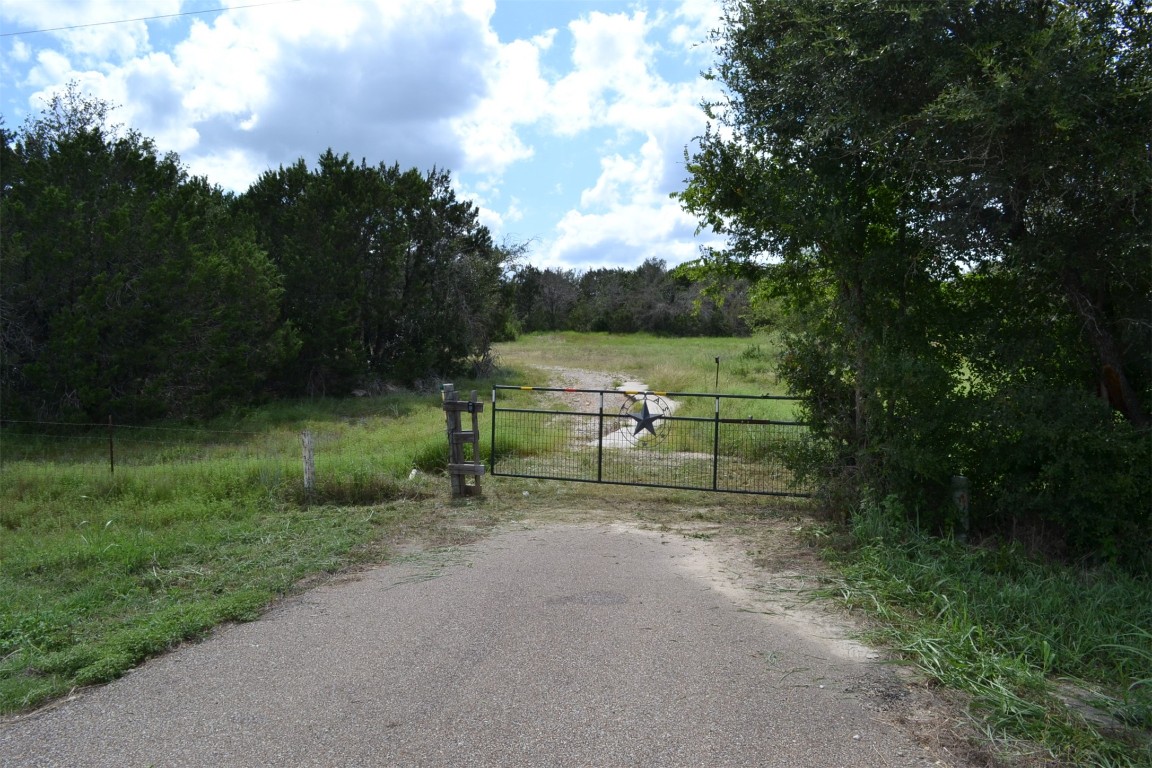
[823,496,1152,766]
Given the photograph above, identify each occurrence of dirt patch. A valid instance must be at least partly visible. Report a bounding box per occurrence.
[530,365,689,450]
[533,364,670,407]
[646,516,1006,767]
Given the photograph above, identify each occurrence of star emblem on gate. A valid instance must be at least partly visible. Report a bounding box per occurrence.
[617,393,672,446]
[630,400,663,436]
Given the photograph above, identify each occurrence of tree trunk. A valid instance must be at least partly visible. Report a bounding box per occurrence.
[1063,269,1148,428]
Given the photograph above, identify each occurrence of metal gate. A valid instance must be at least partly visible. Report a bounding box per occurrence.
[489,385,810,496]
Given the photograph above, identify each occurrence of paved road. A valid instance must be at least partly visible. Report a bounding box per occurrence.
[2,523,956,767]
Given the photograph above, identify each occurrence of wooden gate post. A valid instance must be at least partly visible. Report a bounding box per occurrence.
[442,383,485,497]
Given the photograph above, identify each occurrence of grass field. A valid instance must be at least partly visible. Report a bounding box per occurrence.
[493,330,788,396]
[2,333,782,715]
[3,331,1150,766]
[0,394,466,713]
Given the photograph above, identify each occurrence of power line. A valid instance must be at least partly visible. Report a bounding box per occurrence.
[0,0,304,38]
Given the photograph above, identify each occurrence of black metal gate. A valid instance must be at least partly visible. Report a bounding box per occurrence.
[489,385,810,496]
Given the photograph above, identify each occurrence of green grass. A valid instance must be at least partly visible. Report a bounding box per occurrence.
[0,387,502,714]
[0,334,797,715]
[492,329,1149,764]
[494,331,791,396]
[4,330,1149,768]
[493,331,805,459]
[825,497,1152,766]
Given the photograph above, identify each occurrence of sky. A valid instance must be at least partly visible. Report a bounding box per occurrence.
[0,0,728,272]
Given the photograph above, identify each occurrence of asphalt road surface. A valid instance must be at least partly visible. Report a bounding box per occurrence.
[1,522,963,767]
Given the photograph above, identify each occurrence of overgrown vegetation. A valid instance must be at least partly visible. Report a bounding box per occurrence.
[0,390,481,714]
[1,88,751,424]
[4,332,1151,766]
[494,331,790,396]
[501,258,751,338]
[678,0,1152,570]
[826,496,1152,767]
[0,86,511,420]
[3,1,1150,754]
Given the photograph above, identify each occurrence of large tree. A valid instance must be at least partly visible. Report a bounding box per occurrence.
[679,1,1150,560]
[1,86,294,421]
[242,152,508,395]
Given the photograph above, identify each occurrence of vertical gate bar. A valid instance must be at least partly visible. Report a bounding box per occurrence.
[597,391,605,483]
[712,396,720,491]
[489,387,497,475]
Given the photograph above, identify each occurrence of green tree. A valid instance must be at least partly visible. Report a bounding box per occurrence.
[678,1,1150,562]
[1,85,293,421]
[508,265,580,333]
[242,152,507,394]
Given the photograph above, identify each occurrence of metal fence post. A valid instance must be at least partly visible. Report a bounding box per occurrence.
[597,391,605,482]
[711,397,720,491]
[301,430,315,496]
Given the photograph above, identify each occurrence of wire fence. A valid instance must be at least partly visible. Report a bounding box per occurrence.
[3,391,814,501]
[0,419,298,491]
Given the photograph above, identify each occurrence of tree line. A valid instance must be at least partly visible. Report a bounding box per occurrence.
[504,259,750,337]
[679,0,1150,567]
[0,86,746,424]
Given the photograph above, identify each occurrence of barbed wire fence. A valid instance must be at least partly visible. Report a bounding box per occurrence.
[1,419,299,495]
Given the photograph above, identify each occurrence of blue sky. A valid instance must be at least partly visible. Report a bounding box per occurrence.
[0,0,727,271]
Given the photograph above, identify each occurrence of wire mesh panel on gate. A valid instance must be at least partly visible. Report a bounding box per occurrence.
[490,386,810,496]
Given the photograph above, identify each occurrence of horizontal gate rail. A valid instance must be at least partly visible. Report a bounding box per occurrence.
[489,385,811,497]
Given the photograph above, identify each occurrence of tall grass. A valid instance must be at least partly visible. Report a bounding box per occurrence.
[500,334,1152,765]
[6,331,1149,768]
[0,389,490,714]
[828,496,1152,766]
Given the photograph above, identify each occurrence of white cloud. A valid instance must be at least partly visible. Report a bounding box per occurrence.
[543,132,717,271]
[173,17,274,122]
[504,197,524,223]
[667,0,724,56]
[8,0,504,188]
[184,147,266,193]
[544,10,658,136]
[512,3,723,271]
[542,202,704,271]
[1,0,725,271]
[6,39,31,64]
[450,33,548,176]
[0,0,172,62]
[26,49,74,89]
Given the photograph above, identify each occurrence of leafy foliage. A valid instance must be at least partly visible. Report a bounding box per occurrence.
[678,1,1152,566]
[831,497,1152,765]
[1,85,294,421]
[241,152,508,395]
[2,89,518,418]
[506,258,751,336]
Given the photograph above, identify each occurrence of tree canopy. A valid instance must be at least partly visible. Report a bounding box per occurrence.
[1,88,515,418]
[505,258,751,337]
[678,0,1151,565]
[240,151,508,395]
[1,85,294,421]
